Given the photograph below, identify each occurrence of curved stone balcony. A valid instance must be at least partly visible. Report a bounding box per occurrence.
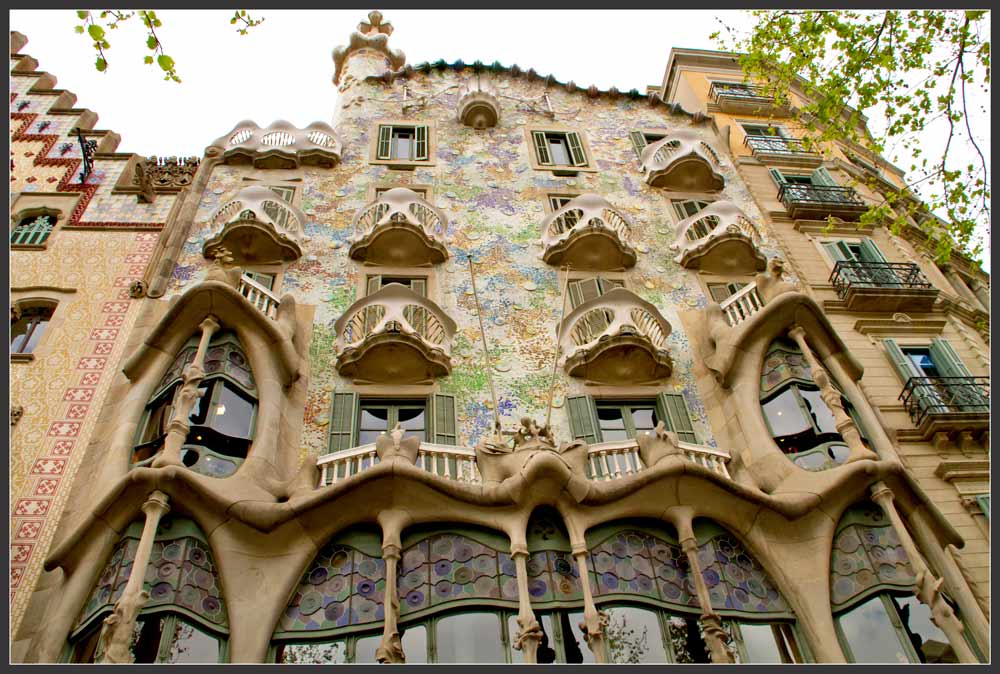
[639,129,725,191]
[203,185,307,265]
[558,287,673,385]
[672,201,766,274]
[348,188,450,266]
[457,80,501,129]
[541,194,637,271]
[334,283,457,383]
[208,120,342,169]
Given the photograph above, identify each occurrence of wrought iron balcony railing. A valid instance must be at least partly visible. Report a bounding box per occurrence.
[778,184,864,207]
[899,376,990,427]
[830,261,933,298]
[709,81,773,102]
[744,135,817,157]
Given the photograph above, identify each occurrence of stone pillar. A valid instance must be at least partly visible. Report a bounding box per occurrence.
[376,542,404,663]
[96,491,170,663]
[822,360,901,463]
[571,543,608,663]
[152,316,220,468]
[510,542,542,663]
[870,482,979,663]
[788,326,877,464]
[670,509,735,663]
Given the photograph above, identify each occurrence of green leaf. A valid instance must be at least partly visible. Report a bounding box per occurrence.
[76,10,89,19]
[147,35,157,49]
[95,56,107,72]
[157,54,174,72]
[87,24,105,41]
[143,55,154,64]
[74,25,84,34]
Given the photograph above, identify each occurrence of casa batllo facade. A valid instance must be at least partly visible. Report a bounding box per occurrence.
[9,13,990,665]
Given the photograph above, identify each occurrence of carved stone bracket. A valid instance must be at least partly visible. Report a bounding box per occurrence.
[10,405,24,427]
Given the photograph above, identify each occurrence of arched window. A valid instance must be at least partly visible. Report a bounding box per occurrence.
[759,338,868,471]
[132,331,257,478]
[10,300,56,356]
[67,516,229,663]
[10,212,57,247]
[830,502,971,663]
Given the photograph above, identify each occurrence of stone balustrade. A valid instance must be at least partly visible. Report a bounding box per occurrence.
[238,274,281,320]
[718,282,765,327]
[209,120,342,168]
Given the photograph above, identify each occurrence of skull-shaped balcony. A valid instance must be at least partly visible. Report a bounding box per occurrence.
[348,188,450,267]
[541,194,637,271]
[558,287,673,385]
[209,120,342,169]
[672,201,766,274]
[334,283,457,384]
[640,130,725,192]
[203,185,307,265]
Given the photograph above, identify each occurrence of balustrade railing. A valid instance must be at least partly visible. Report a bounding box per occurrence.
[559,288,671,354]
[744,135,816,156]
[352,188,448,241]
[676,202,760,248]
[541,194,632,246]
[336,283,454,353]
[317,442,481,487]
[899,376,990,427]
[718,283,765,327]
[238,274,281,319]
[709,81,773,102]
[587,439,731,480]
[830,261,933,298]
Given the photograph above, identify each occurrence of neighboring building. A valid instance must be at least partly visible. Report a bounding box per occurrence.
[9,14,990,664]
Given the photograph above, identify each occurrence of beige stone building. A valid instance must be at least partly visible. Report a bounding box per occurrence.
[9,14,990,664]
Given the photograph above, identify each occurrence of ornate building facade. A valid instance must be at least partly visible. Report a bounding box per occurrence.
[9,14,990,664]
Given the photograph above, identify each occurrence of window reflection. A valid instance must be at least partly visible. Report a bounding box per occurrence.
[401,625,427,663]
[353,634,381,664]
[893,595,956,663]
[278,641,347,664]
[799,389,838,434]
[162,619,220,664]
[738,623,783,663]
[436,612,504,663]
[838,595,910,663]
[664,615,709,663]
[566,611,595,663]
[605,606,668,663]
[762,390,811,437]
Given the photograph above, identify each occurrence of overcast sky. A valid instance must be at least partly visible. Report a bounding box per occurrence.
[10,10,989,265]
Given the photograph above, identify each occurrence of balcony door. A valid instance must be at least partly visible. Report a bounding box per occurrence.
[823,238,900,287]
[567,277,623,343]
[884,338,988,416]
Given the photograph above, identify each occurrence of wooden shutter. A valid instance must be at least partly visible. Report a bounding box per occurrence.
[566,395,600,443]
[882,339,922,382]
[377,125,393,160]
[858,237,888,263]
[657,393,697,443]
[414,125,429,161]
[929,338,972,377]
[976,495,990,520]
[629,131,648,158]
[567,132,587,166]
[823,241,850,262]
[768,168,787,186]
[532,131,552,165]
[568,278,603,309]
[811,167,838,187]
[366,275,383,296]
[328,392,359,452]
[409,278,427,297]
[430,394,457,445]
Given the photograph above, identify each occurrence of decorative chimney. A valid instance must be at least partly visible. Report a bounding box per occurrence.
[332,11,406,92]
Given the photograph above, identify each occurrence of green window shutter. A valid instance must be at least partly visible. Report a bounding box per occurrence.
[882,339,922,382]
[656,393,697,443]
[768,168,787,186]
[409,278,427,297]
[976,495,990,520]
[929,338,972,377]
[328,392,359,452]
[430,394,458,445]
[568,278,603,309]
[858,237,888,263]
[366,275,383,296]
[629,131,648,158]
[811,167,838,186]
[566,395,600,443]
[532,131,552,165]
[567,132,587,166]
[377,125,393,160]
[823,241,850,262]
[414,125,429,161]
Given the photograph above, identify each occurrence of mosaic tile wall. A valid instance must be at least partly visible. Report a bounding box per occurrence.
[167,63,786,459]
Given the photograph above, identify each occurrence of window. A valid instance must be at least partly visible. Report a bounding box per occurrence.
[671,199,711,221]
[836,593,957,663]
[10,302,54,355]
[376,124,429,162]
[10,213,56,247]
[261,185,294,229]
[975,495,990,519]
[741,123,787,138]
[327,393,458,452]
[706,281,747,303]
[375,185,427,199]
[242,270,276,291]
[366,275,427,297]
[883,338,987,415]
[530,130,589,171]
[629,131,667,158]
[769,167,839,188]
[566,393,697,446]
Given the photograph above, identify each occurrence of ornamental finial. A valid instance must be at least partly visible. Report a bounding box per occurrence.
[359,10,393,36]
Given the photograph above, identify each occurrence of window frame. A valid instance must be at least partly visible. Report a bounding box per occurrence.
[370,182,433,202]
[524,126,596,174]
[356,398,429,446]
[628,130,669,161]
[594,400,662,442]
[10,300,57,361]
[370,122,436,168]
[10,210,59,249]
[670,198,712,222]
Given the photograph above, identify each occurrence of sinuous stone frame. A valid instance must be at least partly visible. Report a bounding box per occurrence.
[671,201,766,275]
[539,194,637,272]
[639,129,725,191]
[207,120,343,170]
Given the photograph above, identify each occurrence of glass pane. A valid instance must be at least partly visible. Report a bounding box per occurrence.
[828,444,851,464]
[630,407,658,433]
[604,606,667,663]
[132,616,164,663]
[597,406,628,442]
[838,595,912,663]
[799,389,839,435]
[398,407,426,433]
[665,615,711,663]
[161,619,220,663]
[401,625,428,663]
[360,407,390,430]
[762,390,812,438]
[210,383,255,439]
[893,595,956,663]
[435,612,504,663]
[279,641,347,664]
[739,623,783,663]
[353,634,381,663]
[393,134,412,160]
[565,612,595,663]
[904,350,940,377]
[549,137,571,166]
[188,384,212,425]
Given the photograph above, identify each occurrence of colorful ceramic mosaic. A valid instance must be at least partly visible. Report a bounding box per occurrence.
[74,518,228,633]
[279,543,386,632]
[398,533,518,616]
[830,503,916,609]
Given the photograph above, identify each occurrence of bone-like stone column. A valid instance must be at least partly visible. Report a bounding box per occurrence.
[96,491,170,663]
[788,326,877,464]
[820,359,901,463]
[152,316,220,468]
[510,542,542,663]
[870,482,979,663]
[669,509,735,663]
[376,511,406,664]
[571,543,609,663]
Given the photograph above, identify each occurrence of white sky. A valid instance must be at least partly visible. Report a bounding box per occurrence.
[10,9,989,266]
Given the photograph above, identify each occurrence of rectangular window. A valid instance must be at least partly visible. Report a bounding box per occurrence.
[706,281,747,303]
[742,123,787,137]
[976,495,990,519]
[365,275,427,296]
[327,393,458,452]
[10,305,54,355]
[358,399,427,445]
[531,130,589,169]
[566,393,697,444]
[629,130,667,158]
[595,401,661,441]
[671,199,711,221]
[376,124,429,162]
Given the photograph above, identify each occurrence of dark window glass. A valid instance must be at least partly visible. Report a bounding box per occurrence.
[359,406,390,445]
[210,383,255,439]
[892,595,956,663]
[565,611,595,663]
[903,348,940,377]
[10,305,53,354]
[762,389,811,438]
[132,616,165,663]
[597,406,629,441]
[397,407,426,441]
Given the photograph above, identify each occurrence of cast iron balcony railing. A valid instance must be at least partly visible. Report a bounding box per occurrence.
[334,283,456,383]
[899,377,990,428]
[557,287,673,385]
[777,183,868,221]
[709,81,791,116]
[349,187,450,266]
[540,193,637,271]
[743,135,822,167]
[829,261,939,312]
[672,201,765,274]
[639,129,725,191]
